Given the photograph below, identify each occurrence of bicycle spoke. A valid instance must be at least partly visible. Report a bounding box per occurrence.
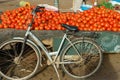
[9,43,18,57]
[15,42,22,55]
[0,60,12,66]
[80,41,85,53]
[0,39,39,80]
[69,42,82,59]
[20,46,35,59]
[0,49,14,58]
[82,42,91,52]
[84,42,92,53]
[5,64,17,77]
[0,62,15,75]
[61,38,102,79]
[82,42,89,53]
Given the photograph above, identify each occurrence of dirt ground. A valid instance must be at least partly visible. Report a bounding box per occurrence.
[30,53,120,80]
[0,0,120,80]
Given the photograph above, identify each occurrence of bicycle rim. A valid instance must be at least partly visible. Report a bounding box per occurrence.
[60,38,102,79]
[0,39,40,80]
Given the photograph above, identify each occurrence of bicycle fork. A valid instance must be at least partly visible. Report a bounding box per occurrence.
[17,27,31,62]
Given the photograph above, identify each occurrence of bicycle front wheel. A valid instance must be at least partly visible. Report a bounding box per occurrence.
[60,38,102,79]
[0,39,40,80]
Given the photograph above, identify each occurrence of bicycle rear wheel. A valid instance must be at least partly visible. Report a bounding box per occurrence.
[60,38,102,79]
[0,39,40,80]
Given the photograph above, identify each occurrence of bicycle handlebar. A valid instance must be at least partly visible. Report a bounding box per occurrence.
[32,6,45,15]
[28,6,45,27]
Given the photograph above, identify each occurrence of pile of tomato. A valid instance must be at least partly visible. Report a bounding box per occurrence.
[0,6,120,31]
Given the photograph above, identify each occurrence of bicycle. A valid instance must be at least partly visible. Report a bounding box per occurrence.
[0,6,102,80]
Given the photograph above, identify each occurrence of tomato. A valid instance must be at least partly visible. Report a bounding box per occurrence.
[51,26,56,30]
[23,25,28,30]
[112,27,118,32]
[57,25,62,30]
[39,26,44,30]
[45,26,50,30]
[9,24,15,28]
[34,27,39,30]
[3,24,8,29]
[82,20,87,24]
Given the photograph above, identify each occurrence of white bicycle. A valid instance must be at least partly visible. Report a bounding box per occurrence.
[0,6,102,80]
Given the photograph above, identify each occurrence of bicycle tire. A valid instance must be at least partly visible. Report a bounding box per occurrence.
[60,37,102,79]
[0,39,40,80]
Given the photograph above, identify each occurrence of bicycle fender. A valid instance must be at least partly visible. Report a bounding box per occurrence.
[13,37,42,66]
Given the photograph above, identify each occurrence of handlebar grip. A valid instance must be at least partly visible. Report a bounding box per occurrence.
[32,6,44,15]
[36,6,45,9]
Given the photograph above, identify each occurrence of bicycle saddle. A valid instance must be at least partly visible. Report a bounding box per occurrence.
[61,24,78,32]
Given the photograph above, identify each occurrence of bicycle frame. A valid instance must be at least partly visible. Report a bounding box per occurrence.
[24,27,76,65]
[14,8,82,79]
[19,27,78,80]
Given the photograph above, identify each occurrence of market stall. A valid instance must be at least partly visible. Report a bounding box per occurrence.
[0,1,120,80]
[0,1,120,53]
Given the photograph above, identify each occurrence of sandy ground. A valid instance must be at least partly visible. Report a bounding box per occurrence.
[0,0,120,80]
[29,53,120,80]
